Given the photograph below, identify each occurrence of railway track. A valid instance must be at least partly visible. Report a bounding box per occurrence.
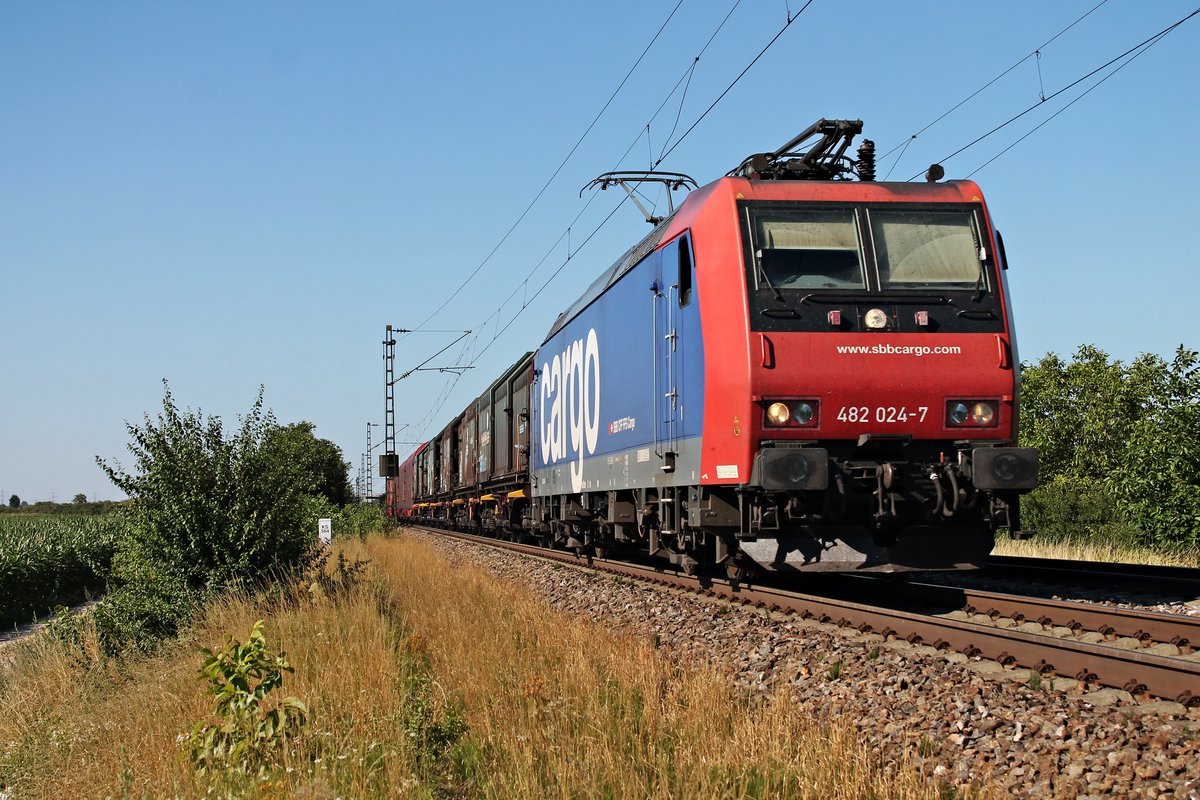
[984,554,1200,600]
[410,525,1200,706]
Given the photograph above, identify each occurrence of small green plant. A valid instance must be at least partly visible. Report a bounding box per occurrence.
[184,620,308,778]
[916,735,938,757]
[825,661,843,681]
[867,646,880,660]
[308,549,371,602]
[1027,670,1043,690]
[402,671,468,772]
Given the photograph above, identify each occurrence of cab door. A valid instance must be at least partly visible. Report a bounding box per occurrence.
[654,233,695,471]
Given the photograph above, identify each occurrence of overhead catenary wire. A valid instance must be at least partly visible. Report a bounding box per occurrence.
[879,0,1111,180]
[440,0,749,347]
[402,0,688,338]
[965,24,1172,179]
[653,0,814,169]
[655,0,743,165]
[910,5,1200,180]
[396,2,816,450]
[460,0,815,369]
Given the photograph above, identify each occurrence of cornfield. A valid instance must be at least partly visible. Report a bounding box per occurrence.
[0,515,125,628]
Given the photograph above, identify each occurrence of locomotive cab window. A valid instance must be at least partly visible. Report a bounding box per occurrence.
[741,200,1003,334]
[869,209,984,291]
[752,209,865,290]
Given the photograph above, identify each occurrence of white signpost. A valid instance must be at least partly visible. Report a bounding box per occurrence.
[318,517,332,546]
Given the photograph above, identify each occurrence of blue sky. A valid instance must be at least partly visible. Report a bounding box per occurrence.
[2,1,1197,503]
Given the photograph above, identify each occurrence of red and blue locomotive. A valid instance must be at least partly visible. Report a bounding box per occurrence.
[390,119,1037,577]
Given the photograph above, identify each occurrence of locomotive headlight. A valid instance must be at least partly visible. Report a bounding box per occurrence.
[864,308,889,329]
[946,399,999,427]
[766,402,791,426]
[970,401,995,425]
[763,399,819,427]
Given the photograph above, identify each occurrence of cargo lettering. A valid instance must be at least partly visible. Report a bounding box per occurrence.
[539,328,601,492]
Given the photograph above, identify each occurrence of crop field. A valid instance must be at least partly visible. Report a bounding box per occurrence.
[0,515,125,628]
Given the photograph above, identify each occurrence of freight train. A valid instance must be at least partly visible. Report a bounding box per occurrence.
[384,119,1037,578]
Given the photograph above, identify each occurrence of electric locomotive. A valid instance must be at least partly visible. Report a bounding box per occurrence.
[394,119,1037,577]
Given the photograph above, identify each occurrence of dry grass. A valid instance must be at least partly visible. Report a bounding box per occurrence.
[0,534,966,799]
[992,535,1200,568]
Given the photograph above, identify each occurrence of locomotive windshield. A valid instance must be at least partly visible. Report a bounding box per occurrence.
[753,208,866,290]
[742,201,1002,333]
[870,209,982,290]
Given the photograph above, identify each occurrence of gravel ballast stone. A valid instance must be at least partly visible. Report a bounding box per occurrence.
[407,529,1200,798]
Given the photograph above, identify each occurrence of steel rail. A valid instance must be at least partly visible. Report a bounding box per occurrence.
[775,573,1200,651]
[986,555,1200,599]
[943,584,1200,649]
[410,526,1200,705]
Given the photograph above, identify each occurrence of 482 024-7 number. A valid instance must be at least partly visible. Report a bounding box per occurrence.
[836,405,929,424]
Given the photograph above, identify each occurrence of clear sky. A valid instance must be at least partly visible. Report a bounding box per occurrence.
[2,1,1197,503]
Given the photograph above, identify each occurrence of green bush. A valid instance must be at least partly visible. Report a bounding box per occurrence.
[97,383,319,595]
[90,552,197,655]
[185,620,308,779]
[1020,345,1200,550]
[93,383,333,652]
[1020,476,1143,548]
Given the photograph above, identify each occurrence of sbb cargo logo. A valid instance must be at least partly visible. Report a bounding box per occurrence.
[539,328,600,492]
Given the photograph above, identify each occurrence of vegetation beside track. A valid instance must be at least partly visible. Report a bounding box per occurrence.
[1020,345,1200,555]
[0,514,126,628]
[0,533,955,799]
[992,530,1200,568]
[2,383,373,654]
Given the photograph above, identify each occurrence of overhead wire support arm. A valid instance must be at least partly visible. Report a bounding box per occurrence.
[582,171,698,224]
[380,325,472,482]
[389,329,473,385]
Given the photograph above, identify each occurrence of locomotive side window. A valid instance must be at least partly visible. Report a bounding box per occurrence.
[869,209,983,290]
[678,234,693,308]
[753,209,865,290]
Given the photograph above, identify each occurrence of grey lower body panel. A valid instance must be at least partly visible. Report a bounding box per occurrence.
[532,436,704,496]
[737,524,994,573]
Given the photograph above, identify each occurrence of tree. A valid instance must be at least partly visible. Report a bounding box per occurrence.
[265,422,353,506]
[1019,345,1200,549]
[97,382,318,595]
[8,495,19,509]
[1109,348,1200,549]
[73,493,88,504]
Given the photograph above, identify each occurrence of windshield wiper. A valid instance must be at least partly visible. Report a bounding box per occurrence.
[755,250,787,305]
[971,267,987,303]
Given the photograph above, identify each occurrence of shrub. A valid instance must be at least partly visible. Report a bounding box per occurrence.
[94,383,324,652]
[97,382,319,595]
[1020,476,1143,548]
[185,620,308,779]
[1020,345,1200,550]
